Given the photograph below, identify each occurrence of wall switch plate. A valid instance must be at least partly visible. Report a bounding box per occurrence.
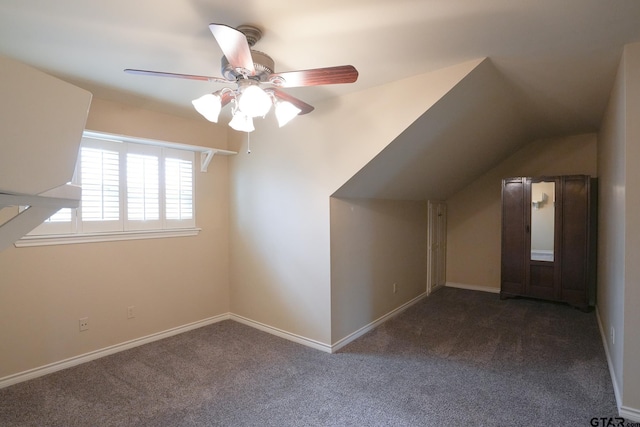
[393,283,397,294]
[79,317,89,332]
[127,306,135,319]
[611,326,615,345]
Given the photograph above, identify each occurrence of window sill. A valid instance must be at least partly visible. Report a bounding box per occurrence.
[15,228,201,248]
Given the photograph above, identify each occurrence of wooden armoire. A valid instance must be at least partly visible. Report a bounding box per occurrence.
[500,175,597,311]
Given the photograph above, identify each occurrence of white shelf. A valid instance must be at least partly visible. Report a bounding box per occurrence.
[82,130,237,172]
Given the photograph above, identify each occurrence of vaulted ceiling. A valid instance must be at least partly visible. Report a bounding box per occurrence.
[333,58,528,200]
[2,0,639,134]
[2,1,640,200]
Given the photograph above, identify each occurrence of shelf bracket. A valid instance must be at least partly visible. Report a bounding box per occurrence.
[201,150,214,173]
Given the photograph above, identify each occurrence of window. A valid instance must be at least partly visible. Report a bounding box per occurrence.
[27,134,196,240]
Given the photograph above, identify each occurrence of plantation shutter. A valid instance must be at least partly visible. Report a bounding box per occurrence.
[164,148,195,228]
[79,139,123,233]
[125,144,161,231]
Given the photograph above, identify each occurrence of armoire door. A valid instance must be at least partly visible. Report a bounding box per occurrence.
[559,175,591,309]
[500,178,527,296]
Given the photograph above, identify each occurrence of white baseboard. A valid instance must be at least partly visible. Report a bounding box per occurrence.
[595,307,622,412]
[595,307,640,422]
[621,406,640,423]
[231,293,429,354]
[330,292,427,353]
[1,297,430,389]
[230,314,333,353]
[446,282,500,294]
[428,283,446,295]
[0,313,230,390]
[9,291,634,424]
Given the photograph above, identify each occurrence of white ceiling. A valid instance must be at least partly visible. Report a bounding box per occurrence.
[2,0,640,133]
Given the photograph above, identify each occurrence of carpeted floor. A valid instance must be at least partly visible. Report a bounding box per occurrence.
[0,287,618,426]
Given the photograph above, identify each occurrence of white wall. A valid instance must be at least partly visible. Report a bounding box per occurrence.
[228,59,484,345]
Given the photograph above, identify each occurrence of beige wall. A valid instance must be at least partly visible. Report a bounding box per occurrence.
[599,41,640,414]
[0,98,231,379]
[228,59,484,345]
[597,44,627,401]
[621,41,640,416]
[330,198,427,343]
[446,133,597,289]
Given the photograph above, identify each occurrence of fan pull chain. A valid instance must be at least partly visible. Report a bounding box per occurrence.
[247,132,251,154]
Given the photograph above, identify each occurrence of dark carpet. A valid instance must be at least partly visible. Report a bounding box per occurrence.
[0,287,618,426]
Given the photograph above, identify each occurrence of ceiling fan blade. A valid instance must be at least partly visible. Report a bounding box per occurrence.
[268,65,358,88]
[124,69,229,84]
[268,89,315,115]
[209,23,255,76]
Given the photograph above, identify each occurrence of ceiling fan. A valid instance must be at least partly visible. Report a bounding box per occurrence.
[125,23,359,132]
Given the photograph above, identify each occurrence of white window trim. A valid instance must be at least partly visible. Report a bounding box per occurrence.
[16,130,235,247]
[15,228,201,247]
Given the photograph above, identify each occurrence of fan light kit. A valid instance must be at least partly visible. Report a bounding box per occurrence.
[125,23,359,133]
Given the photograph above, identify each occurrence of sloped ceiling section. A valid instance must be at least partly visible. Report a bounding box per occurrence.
[333,58,528,201]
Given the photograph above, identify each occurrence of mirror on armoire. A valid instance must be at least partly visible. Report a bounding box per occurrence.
[530,180,555,262]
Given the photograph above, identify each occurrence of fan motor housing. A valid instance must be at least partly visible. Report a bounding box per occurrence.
[221,50,274,82]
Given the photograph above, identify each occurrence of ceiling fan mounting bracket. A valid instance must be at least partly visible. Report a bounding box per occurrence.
[236,24,263,47]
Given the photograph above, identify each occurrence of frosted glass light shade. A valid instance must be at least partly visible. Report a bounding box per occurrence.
[192,93,222,122]
[275,101,301,127]
[229,111,255,132]
[238,85,272,117]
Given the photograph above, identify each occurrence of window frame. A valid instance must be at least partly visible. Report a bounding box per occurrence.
[16,130,223,247]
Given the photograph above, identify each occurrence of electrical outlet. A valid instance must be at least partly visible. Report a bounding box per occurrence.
[393,283,397,294]
[79,317,89,332]
[127,306,135,319]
